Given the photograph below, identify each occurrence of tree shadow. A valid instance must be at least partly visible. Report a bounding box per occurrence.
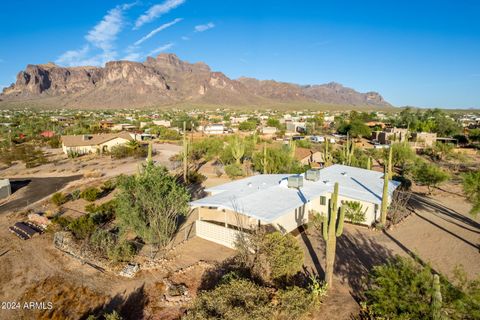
[409,193,480,231]
[81,284,148,320]
[335,231,395,302]
[298,227,325,279]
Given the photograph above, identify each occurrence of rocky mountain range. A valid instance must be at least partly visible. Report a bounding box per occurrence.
[0,53,392,109]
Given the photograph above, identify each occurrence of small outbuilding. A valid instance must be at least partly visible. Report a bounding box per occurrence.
[0,179,11,199]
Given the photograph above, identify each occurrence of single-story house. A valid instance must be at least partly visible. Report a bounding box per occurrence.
[0,179,11,199]
[261,126,278,136]
[204,124,225,135]
[61,132,133,155]
[190,164,400,248]
[295,148,324,167]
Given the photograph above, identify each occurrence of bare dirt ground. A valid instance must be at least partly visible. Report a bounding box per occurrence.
[300,181,480,319]
[0,143,181,179]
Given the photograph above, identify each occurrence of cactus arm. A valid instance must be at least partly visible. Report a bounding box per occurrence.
[380,163,389,225]
[336,205,345,237]
[432,274,443,320]
[388,146,393,179]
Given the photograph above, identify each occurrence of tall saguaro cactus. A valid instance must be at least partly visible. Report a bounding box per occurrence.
[432,274,443,320]
[260,141,268,174]
[380,163,389,225]
[322,182,345,288]
[324,138,332,167]
[147,141,153,164]
[182,121,188,182]
[231,135,245,165]
[388,145,393,179]
[343,133,355,165]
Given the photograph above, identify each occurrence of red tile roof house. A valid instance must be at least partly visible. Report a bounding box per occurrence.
[40,130,55,138]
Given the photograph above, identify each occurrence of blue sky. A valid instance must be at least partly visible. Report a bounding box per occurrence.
[0,0,479,108]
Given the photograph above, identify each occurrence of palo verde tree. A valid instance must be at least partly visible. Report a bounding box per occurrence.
[321,182,345,288]
[461,170,480,216]
[115,164,190,254]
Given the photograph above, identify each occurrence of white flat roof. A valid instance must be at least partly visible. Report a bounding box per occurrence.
[190,164,400,223]
[0,179,10,188]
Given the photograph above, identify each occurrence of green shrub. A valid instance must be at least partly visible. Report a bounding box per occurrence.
[107,240,136,263]
[224,163,244,178]
[363,256,480,319]
[184,278,272,320]
[70,189,81,200]
[51,192,67,206]
[81,187,101,202]
[68,215,96,239]
[276,286,316,320]
[187,171,207,184]
[52,215,72,228]
[343,201,367,224]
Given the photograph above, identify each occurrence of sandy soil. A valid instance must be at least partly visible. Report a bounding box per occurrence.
[299,181,480,319]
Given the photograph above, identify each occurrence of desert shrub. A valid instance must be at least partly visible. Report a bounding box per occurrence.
[100,179,116,194]
[252,146,305,174]
[238,121,257,131]
[224,163,244,178]
[461,170,480,216]
[70,189,81,200]
[67,149,80,158]
[85,200,116,223]
[52,215,72,228]
[107,240,136,263]
[89,229,116,255]
[110,144,147,159]
[68,215,96,239]
[51,192,67,206]
[81,187,101,202]
[295,139,312,149]
[187,171,207,184]
[343,201,367,224]
[184,278,272,320]
[363,256,480,319]
[236,229,303,285]
[411,160,450,193]
[190,138,224,161]
[47,136,61,148]
[276,286,316,320]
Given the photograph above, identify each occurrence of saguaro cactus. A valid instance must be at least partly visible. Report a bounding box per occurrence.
[231,135,245,165]
[388,145,393,179]
[324,138,332,167]
[380,163,389,225]
[147,141,153,164]
[343,133,355,165]
[182,121,188,182]
[322,182,345,287]
[260,141,268,174]
[432,274,443,320]
[366,156,372,170]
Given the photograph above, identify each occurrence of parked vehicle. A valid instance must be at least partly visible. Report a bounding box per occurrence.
[310,136,325,143]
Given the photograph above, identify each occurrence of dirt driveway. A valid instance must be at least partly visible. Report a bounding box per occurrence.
[0,176,82,214]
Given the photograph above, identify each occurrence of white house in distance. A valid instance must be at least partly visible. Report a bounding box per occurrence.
[203,124,225,135]
[190,164,400,248]
[61,132,133,155]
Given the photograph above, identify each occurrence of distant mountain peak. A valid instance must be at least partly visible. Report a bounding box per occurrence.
[1,53,392,109]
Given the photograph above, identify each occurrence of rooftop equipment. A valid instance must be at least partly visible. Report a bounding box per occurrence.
[287,175,304,188]
[305,169,320,181]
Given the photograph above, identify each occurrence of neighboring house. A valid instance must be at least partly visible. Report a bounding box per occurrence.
[61,132,133,155]
[40,130,55,138]
[372,127,409,144]
[111,123,137,131]
[286,121,306,134]
[99,120,115,129]
[204,124,225,135]
[190,164,400,248]
[153,120,171,127]
[0,179,11,199]
[295,148,324,167]
[410,132,437,148]
[261,126,278,136]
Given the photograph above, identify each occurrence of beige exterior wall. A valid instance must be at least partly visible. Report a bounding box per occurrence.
[62,137,130,155]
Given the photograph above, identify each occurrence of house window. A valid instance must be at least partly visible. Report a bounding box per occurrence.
[320,196,326,205]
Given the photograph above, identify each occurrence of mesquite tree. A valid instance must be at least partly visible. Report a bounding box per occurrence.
[322,182,345,287]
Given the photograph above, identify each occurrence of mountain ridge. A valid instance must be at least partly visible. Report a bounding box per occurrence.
[1,53,393,109]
